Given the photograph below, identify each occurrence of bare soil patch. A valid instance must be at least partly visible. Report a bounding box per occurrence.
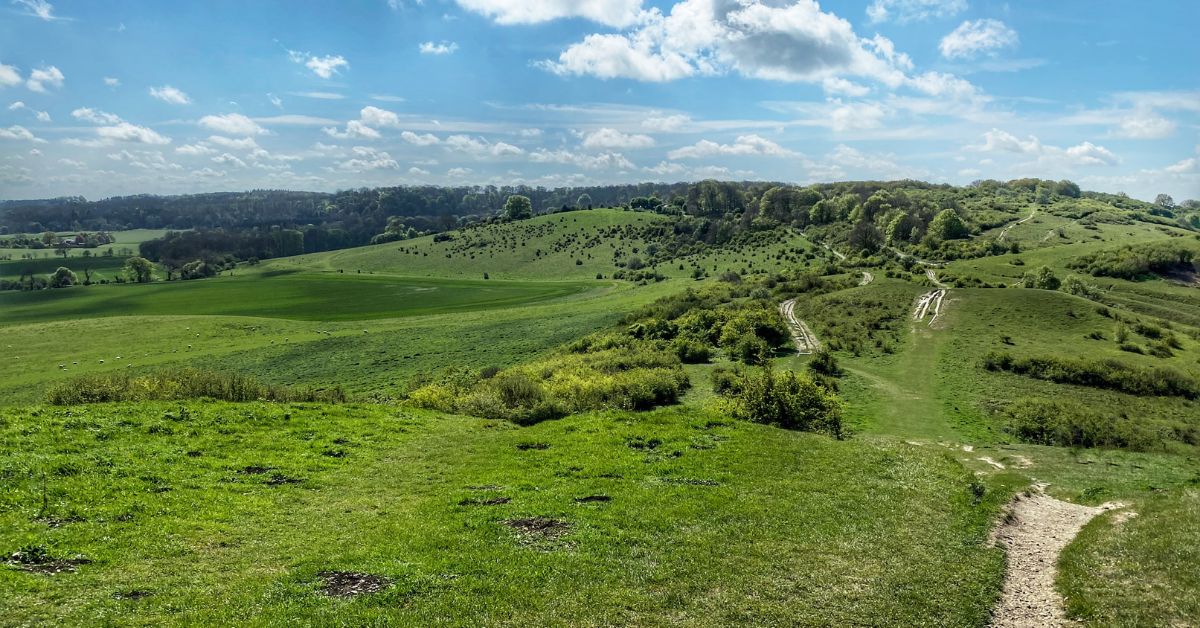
[6,547,91,574]
[574,495,611,503]
[504,517,571,542]
[316,570,391,597]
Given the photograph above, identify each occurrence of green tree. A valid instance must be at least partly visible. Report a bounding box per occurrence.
[123,256,155,283]
[49,267,77,288]
[1023,265,1061,290]
[576,193,593,209]
[503,195,533,221]
[929,209,968,241]
[848,219,883,254]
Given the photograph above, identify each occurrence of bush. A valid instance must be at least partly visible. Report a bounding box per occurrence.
[1004,398,1163,451]
[672,339,711,364]
[1069,241,1196,279]
[46,369,346,405]
[982,351,1200,399]
[807,349,842,377]
[729,364,843,437]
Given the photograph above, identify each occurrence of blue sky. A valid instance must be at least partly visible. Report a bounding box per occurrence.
[0,0,1197,201]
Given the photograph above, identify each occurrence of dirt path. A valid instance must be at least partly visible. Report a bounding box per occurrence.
[779,299,819,354]
[990,487,1125,628]
[859,271,873,286]
[912,270,948,325]
[998,209,1036,242]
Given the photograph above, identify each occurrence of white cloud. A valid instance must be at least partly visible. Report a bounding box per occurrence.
[668,134,794,160]
[1165,157,1197,174]
[103,76,120,87]
[268,93,283,108]
[581,127,655,149]
[866,0,964,23]
[12,0,60,20]
[518,128,543,137]
[212,153,247,168]
[448,167,473,177]
[7,100,24,110]
[446,134,524,156]
[254,114,338,126]
[939,19,1018,60]
[336,146,399,171]
[359,106,402,128]
[0,124,45,143]
[455,0,644,28]
[1115,111,1176,139]
[288,50,349,79]
[642,113,691,132]
[530,149,635,170]
[408,166,431,176]
[543,0,912,88]
[199,113,266,136]
[97,122,171,145]
[0,64,21,87]
[107,150,182,171]
[26,65,64,92]
[71,107,122,125]
[828,101,887,131]
[149,85,192,105]
[371,94,406,103]
[176,143,217,156]
[968,129,1119,167]
[644,160,686,176]
[58,158,85,168]
[323,120,382,140]
[419,41,459,55]
[401,131,441,146]
[34,110,50,122]
[207,135,259,150]
[822,77,871,97]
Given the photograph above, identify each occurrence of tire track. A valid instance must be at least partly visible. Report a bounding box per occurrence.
[779,299,819,354]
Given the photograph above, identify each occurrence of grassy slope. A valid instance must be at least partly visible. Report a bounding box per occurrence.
[0,229,168,258]
[0,402,1011,626]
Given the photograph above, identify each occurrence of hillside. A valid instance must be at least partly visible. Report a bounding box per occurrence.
[2,181,1198,625]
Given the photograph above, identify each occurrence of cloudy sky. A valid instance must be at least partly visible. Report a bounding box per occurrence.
[0,0,1197,201]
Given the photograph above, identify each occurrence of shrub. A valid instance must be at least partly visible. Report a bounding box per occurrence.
[729,364,843,437]
[672,339,711,364]
[1004,398,1163,451]
[1022,265,1061,290]
[982,351,1200,399]
[807,348,842,377]
[46,369,346,405]
[1069,241,1196,279]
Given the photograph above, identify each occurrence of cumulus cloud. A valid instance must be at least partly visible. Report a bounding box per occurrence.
[359,106,402,128]
[71,107,122,125]
[401,131,441,146]
[288,50,349,78]
[1115,111,1176,139]
[939,19,1018,60]
[581,127,655,149]
[530,148,636,170]
[455,0,644,28]
[97,122,171,145]
[103,76,120,87]
[1165,157,1197,174]
[199,113,266,136]
[149,85,192,105]
[668,134,794,160]
[419,41,459,55]
[0,63,21,87]
[212,152,247,168]
[866,0,964,23]
[968,129,1119,167]
[323,120,382,140]
[642,113,691,132]
[542,0,914,89]
[0,124,45,143]
[446,134,524,156]
[26,65,64,92]
[176,143,217,156]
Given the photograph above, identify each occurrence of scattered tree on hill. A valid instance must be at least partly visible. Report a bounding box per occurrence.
[1023,265,1061,290]
[49,267,77,288]
[503,195,533,221]
[576,193,592,209]
[1154,194,1176,210]
[123,256,155,283]
[928,209,968,241]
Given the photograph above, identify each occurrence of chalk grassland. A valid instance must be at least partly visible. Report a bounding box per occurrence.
[0,402,1011,626]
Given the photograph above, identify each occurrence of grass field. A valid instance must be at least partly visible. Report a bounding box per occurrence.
[2,205,1200,625]
[0,229,168,259]
[0,402,1014,626]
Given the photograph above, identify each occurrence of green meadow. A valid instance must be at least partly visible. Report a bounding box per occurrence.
[2,202,1199,626]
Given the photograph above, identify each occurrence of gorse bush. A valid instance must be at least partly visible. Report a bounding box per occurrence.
[982,351,1200,399]
[46,369,346,405]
